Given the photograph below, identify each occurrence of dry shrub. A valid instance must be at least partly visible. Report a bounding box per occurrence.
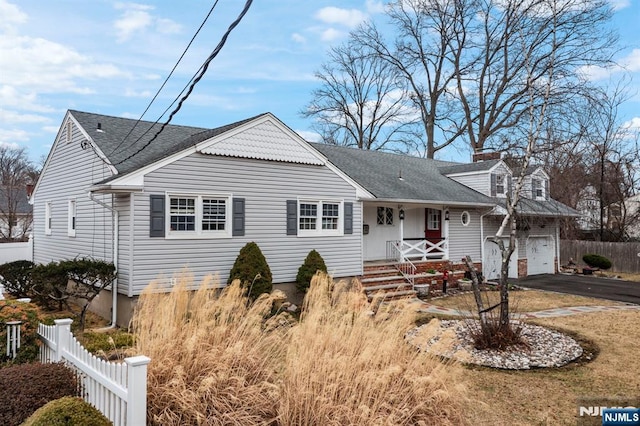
[132,272,287,425]
[132,271,467,425]
[279,273,467,425]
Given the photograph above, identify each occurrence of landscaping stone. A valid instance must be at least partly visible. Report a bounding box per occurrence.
[406,319,584,369]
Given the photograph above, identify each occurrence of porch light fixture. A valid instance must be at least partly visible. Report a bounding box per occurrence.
[444,210,450,220]
[399,209,405,220]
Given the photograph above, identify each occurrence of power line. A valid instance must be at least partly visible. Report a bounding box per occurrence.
[113,0,254,166]
[107,0,221,157]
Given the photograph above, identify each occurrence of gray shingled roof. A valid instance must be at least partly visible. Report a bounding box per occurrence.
[70,110,267,179]
[438,158,502,175]
[492,197,580,217]
[310,143,495,205]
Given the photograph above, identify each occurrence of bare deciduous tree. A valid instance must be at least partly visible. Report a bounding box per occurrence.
[302,38,418,151]
[352,0,471,158]
[0,146,38,242]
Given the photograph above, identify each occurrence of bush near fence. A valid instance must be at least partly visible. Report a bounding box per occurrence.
[561,240,640,274]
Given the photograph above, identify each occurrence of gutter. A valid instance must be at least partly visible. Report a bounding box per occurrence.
[88,192,118,330]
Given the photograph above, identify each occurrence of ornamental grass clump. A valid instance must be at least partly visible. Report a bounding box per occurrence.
[278,273,467,425]
[131,272,287,425]
[132,271,467,425]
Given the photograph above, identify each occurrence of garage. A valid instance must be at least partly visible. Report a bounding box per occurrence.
[483,238,518,280]
[526,236,555,275]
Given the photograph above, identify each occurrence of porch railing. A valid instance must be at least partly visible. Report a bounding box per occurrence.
[385,241,417,287]
[390,238,446,261]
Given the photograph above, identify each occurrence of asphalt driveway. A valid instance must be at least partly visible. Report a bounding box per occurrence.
[513,273,640,305]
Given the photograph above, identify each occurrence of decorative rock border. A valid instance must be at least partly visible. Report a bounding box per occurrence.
[407,319,584,370]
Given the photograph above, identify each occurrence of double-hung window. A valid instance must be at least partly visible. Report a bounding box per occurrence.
[495,175,505,196]
[532,179,543,199]
[298,200,342,236]
[68,199,76,237]
[45,202,52,235]
[167,194,231,238]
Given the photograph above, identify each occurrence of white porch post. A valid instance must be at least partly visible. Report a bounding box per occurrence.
[398,206,404,262]
[443,208,450,260]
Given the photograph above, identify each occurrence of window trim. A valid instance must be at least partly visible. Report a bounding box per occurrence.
[427,208,441,231]
[67,199,76,237]
[376,206,394,226]
[165,192,232,239]
[45,202,52,235]
[495,174,506,197]
[532,178,544,199]
[297,199,344,237]
[461,211,471,227]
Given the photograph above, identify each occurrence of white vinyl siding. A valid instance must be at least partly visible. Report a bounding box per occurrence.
[447,208,481,261]
[32,116,118,289]
[132,153,362,294]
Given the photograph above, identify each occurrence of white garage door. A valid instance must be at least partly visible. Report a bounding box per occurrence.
[484,239,518,280]
[526,237,554,275]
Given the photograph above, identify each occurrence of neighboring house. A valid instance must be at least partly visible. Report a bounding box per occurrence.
[0,186,33,241]
[32,110,578,325]
[605,193,640,241]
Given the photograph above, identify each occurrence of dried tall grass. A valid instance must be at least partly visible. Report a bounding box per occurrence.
[132,272,286,425]
[278,275,467,425]
[132,271,467,425]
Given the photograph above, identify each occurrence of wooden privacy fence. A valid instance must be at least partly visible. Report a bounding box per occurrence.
[38,319,150,426]
[560,240,640,274]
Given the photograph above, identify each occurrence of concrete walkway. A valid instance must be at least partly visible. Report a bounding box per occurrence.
[415,300,640,318]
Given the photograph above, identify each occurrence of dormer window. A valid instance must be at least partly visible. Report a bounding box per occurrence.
[491,173,510,198]
[533,179,543,198]
[496,175,505,196]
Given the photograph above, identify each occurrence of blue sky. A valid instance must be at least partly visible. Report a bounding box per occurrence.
[0,0,638,164]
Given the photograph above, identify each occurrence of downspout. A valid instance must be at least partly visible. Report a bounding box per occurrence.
[88,192,118,329]
[480,208,491,268]
[555,218,561,273]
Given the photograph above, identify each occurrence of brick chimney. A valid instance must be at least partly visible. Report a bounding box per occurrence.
[472,151,501,162]
[26,183,34,198]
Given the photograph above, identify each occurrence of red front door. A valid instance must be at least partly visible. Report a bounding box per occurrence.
[425,208,442,242]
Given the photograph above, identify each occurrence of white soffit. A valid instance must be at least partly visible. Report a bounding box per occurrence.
[198,120,324,165]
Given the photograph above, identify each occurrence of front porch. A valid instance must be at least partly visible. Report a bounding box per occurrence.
[361,259,468,301]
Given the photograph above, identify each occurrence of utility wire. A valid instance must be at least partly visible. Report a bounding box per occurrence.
[113,0,254,166]
[107,0,221,157]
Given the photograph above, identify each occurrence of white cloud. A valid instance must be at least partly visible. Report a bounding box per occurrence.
[296,130,321,142]
[0,129,29,145]
[0,86,55,113]
[609,0,631,11]
[365,0,386,14]
[119,112,140,119]
[124,88,153,98]
[0,109,50,124]
[579,49,640,82]
[321,28,345,42]
[0,0,27,32]
[114,5,153,42]
[156,18,182,35]
[114,3,181,42]
[315,7,367,29]
[0,35,127,95]
[623,117,640,131]
[42,126,60,133]
[291,33,306,44]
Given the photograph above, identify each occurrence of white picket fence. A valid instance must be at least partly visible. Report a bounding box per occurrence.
[38,319,150,426]
[0,236,33,264]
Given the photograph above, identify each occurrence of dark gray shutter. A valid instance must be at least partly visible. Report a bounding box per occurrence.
[232,198,245,236]
[507,175,513,197]
[544,179,550,200]
[344,202,353,234]
[149,194,165,237]
[490,173,497,197]
[286,200,297,235]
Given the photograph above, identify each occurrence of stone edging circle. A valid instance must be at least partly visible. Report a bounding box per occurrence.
[406,319,584,370]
